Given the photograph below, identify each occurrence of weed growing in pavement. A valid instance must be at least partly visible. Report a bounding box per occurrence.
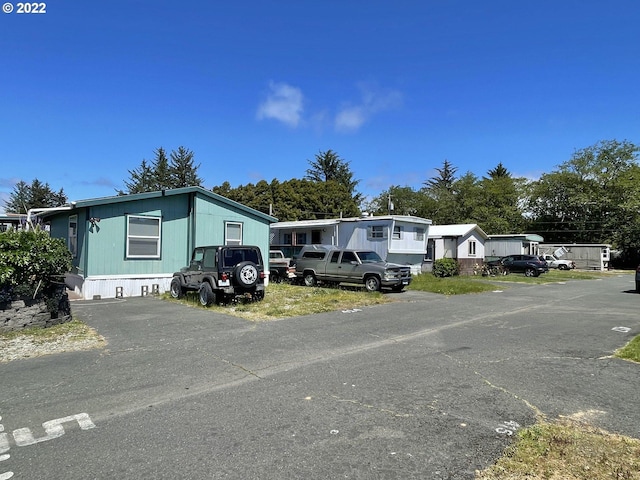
[476,419,640,480]
[616,335,640,363]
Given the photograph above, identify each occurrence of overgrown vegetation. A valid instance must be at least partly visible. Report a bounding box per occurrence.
[616,335,640,363]
[0,319,106,363]
[165,282,392,321]
[0,228,72,316]
[476,419,640,480]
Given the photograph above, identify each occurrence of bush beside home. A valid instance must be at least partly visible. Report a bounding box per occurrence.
[432,258,460,277]
[0,228,72,332]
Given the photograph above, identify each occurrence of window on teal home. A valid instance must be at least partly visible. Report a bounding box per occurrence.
[126,215,161,258]
[225,221,243,245]
[68,215,78,258]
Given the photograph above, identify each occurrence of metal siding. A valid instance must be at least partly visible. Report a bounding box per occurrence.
[193,194,271,261]
[84,196,191,276]
[388,221,428,254]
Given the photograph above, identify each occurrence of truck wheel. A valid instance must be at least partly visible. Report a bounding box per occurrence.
[170,277,184,298]
[303,272,317,287]
[524,268,538,277]
[234,262,259,288]
[558,264,569,270]
[198,282,216,306]
[364,275,381,292]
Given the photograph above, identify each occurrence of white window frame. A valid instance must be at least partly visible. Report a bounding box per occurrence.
[368,225,385,239]
[392,226,402,240]
[68,215,78,258]
[414,227,425,241]
[126,215,161,259]
[225,221,243,245]
[468,239,477,256]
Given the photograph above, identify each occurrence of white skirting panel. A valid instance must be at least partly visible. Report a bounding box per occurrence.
[66,273,174,300]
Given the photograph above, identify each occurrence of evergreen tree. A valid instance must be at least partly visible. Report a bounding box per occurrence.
[152,147,172,191]
[169,146,202,188]
[4,179,68,213]
[122,159,155,194]
[121,146,203,194]
[305,150,361,203]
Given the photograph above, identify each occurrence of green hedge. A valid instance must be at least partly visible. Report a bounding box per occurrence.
[432,258,459,277]
[0,228,72,314]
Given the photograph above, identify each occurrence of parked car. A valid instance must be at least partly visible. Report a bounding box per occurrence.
[487,254,549,277]
[269,250,296,283]
[540,254,575,270]
[636,264,640,293]
[294,245,412,292]
[170,245,265,306]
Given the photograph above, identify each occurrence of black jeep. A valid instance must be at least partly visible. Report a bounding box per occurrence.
[170,245,265,306]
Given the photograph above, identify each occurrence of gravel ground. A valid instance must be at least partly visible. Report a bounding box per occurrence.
[0,333,106,363]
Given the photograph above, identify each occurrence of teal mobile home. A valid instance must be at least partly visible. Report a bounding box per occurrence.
[41,187,276,300]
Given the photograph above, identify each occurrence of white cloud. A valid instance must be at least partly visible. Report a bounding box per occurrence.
[335,106,367,132]
[256,82,304,128]
[335,83,403,133]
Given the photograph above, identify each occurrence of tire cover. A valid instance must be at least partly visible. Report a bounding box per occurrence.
[235,262,258,287]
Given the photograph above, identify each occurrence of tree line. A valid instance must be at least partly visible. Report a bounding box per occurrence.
[5,140,640,265]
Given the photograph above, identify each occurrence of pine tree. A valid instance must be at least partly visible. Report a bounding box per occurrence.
[169,146,202,188]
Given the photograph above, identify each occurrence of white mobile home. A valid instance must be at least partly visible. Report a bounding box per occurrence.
[270,215,432,275]
[539,243,611,270]
[426,224,488,274]
[485,234,544,260]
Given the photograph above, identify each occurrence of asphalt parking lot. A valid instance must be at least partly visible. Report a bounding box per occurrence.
[1,273,638,479]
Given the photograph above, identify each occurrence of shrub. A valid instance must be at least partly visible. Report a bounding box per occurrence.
[0,228,72,314]
[432,258,459,277]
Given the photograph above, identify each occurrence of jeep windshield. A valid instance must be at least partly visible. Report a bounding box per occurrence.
[221,248,260,268]
[357,251,383,263]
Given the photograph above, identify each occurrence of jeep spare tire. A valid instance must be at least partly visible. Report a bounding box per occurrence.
[234,261,259,287]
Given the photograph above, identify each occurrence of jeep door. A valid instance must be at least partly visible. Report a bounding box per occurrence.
[186,247,206,287]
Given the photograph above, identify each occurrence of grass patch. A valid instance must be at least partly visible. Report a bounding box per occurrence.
[409,273,502,295]
[0,319,99,343]
[408,268,620,294]
[166,282,392,321]
[0,319,106,363]
[616,335,640,363]
[476,419,640,480]
[478,269,610,284]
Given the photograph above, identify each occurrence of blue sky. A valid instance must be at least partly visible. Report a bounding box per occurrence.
[2,1,639,214]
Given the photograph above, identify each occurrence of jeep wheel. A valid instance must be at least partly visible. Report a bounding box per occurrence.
[364,275,381,292]
[170,277,184,298]
[234,261,259,288]
[303,272,317,287]
[198,282,216,306]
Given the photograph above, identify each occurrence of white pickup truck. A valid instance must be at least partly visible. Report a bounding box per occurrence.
[269,250,296,283]
[540,254,575,270]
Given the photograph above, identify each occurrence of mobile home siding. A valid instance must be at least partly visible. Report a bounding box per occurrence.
[192,193,270,256]
[81,196,191,276]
